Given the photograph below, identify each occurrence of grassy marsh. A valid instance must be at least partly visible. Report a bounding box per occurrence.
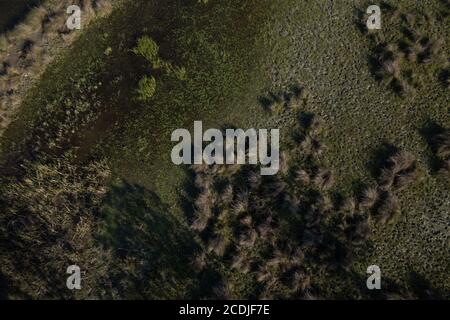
[0,0,448,298]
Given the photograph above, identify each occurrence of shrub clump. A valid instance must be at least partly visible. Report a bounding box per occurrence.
[132,35,187,102]
[132,36,160,65]
[137,75,157,101]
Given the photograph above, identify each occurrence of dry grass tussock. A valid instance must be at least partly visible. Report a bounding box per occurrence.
[378,150,418,191]
[183,102,425,298]
[360,3,448,95]
[183,106,424,298]
[353,150,420,225]
[430,129,450,176]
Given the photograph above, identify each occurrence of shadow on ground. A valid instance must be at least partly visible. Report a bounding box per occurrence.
[98,180,200,299]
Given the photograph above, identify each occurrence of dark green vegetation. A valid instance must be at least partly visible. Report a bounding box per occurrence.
[132,35,186,101]
[0,0,448,299]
